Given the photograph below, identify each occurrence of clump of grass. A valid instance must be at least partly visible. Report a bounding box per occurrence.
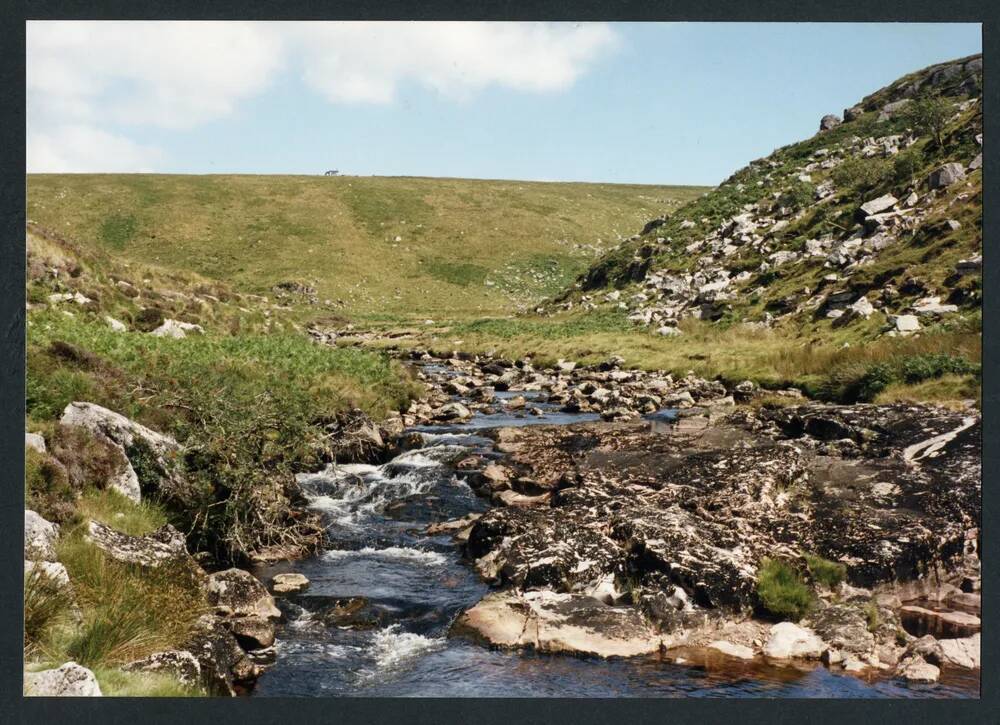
[804,554,847,588]
[24,569,73,656]
[77,489,168,537]
[864,601,882,633]
[25,447,78,524]
[90,667,205,697]
[56,531,206,667]
[756,558,814,621]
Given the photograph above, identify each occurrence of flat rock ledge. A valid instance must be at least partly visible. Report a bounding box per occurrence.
[451,590,665,658]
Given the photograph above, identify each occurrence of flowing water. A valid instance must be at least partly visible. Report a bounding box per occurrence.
[251,367,980,699]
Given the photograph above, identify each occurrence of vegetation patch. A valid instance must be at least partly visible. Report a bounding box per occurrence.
[804,554,847,588]
[755,558,814,620]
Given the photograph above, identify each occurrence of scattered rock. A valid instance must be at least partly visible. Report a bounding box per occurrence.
[207,569,282,620]
[150,319,205,338]
[25,509,59,561]
[927,162,966,190]
[25,432,46,453]
[271,572,310,595]
[763,622,827,660]
[859,194,898,218]
[896,654,940,683]
[24,662,102,697]
[105,316,128,332]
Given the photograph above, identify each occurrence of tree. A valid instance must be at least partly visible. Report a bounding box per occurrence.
[902,95,952,148]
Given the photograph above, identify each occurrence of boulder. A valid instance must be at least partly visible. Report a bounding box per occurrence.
[938,633,980,669]
[969,153,982,171]
[893,315,921,334]
[325,409,385,464]
[150,319,205,338]
[24,662,102,696]
[763,622,826,660]
[207,568,281,620]
[805,604,875,656]
[105,316,128,332]
[878,99,911,121]
[24,560,72,589]
[843,105,864,122]
[60,401,184,503]
[225,615,276,650]
[182,614,262,695]
[271,572,310,595]
[896,654,939,683]
[86,520,190,568]
[819,114,841,131]
[656,325,682,337]
[927,163,966,190]
[25,432,46,454]
[452,590,664,658]
[122,650,202,688]
[25,509,59,561]
[432,402,472,421]
[859,194,898,218]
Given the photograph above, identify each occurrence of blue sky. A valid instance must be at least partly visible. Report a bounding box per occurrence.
[27,22,981,185]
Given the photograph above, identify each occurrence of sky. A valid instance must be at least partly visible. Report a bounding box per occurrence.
[26,21,982,186]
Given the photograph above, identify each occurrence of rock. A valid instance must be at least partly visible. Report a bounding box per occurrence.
[733,380,757,402]
[452,590,664,658]
[505,395,527,410]
[849,296,875,318]
[60,401,184,503]
[150,319,205,338]
[956,256,982,275]
[877,99,911,121]
[24,662,102,696]
[969,153,982,171]
[805,604,875,656]
[843,105,864,122]
[903,191,919,207]
[911,297,958,317]
[763,622,826,660]
[25,432,46,453]
[900,605,980,639]
[893,315,921,334]
[656,325,682,337]
[86,521,190,568]
[859,194,898,217]
[819,114,841,131]
[555,359,577,373]
[207,569,281,620]
[122,650,201,688]
[25,560,72,590]
[271,572,310,595]
[927,162,966,190]
[481,464,513,490]
[896,654,939,683]
[938,634,980,669]
[680,220,696,229]
[25,509,59,561]
[183,614,262,695]
[225,615,276,650]
[325,409,385,464]
[432,402,472,421]
[708,640,755,660]
[105,316,127,332]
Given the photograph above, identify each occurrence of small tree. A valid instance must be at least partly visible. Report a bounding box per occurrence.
[902,95,952,148]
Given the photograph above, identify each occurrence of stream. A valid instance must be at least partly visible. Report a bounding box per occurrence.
[251,364,979,699]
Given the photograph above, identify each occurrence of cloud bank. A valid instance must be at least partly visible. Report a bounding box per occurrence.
[26,21,619,172]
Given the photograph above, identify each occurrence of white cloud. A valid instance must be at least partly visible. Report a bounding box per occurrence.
[27,124,163,173]
[26,21,619,172]
[292,22,619,104]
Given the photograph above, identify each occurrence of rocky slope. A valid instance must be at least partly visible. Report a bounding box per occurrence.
[554,55,982,342]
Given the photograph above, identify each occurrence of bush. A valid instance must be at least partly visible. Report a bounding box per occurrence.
[892,148,923,187]
[901,95,952,148]
[831,157,892,195]
[25,448,77,524]
[133,307,165,332]
[900,353,979,384]
[777,181,815,211]
[805,554,847,588]
[756,558,814,620]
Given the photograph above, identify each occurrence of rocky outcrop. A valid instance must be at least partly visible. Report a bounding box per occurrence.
[182,614,263,696]
[24,662,102,696]
[86,520,190,568]
[451,590,665,658]
[122,650,202,688]
[207,568,281,620]
[60,402,186,503]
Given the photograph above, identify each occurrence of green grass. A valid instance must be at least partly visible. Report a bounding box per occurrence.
[90,667,205,697]
[805,554,847,588]
[24,569,74,657]
[78,489,168,537]
[27,174,707,318]
[755,559,814,621]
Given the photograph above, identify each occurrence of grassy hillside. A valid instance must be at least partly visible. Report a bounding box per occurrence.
[26,175,706,319]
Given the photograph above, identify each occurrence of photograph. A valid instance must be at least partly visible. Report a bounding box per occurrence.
[22,19,983,700]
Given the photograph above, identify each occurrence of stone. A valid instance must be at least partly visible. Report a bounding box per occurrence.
[60,401,184,503]
[24,662,102,697]
[896,654,939,683]
[24,560,72,588]
[86,520,189,568]
[893,315,921,334]
[969,153,982,171]
[105,316,128,332]
[207,568,281,620]
[150,319,205,338]
[122,650,201,688]
[903,191,919,207]
[25,509,59,561]
[859,194,898,217]
[225,615,276,650]
[843,105,864,122]
[452,590,664,658]
[708,640,755,660]
[325,409,385,464]
[482,464,513,489]
[878,99,911,121]
[849,297,875,318]
[805,604,875,656]
[819,114,841,131]
[656,325,682,337]
[938,634,980,669]
[763,622,826,660]
[956,256,982,275]
[25,432,46,453]
[432,402,472,421]
[271,572,310,595]
[183,614,262,695]
[927,163,966,190]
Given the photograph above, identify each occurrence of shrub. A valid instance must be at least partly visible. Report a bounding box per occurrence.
[900,353,979,384]
[892,148,923,187]
[756,558,814,620]
[864,601,882,633]
[901,95,952,148]
[133,307,165,332]
[25,448,77,524]
[831,157,892,195]
[777,181,815,211]
[805,554,847,588]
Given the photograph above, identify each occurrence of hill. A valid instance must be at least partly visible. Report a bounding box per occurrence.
[26,175,707,319]
[381,54,981,405]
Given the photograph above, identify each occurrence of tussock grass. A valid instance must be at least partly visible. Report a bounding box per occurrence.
[755,559,814,621]
[804,554,847,589]
[78,489,168,537]
[24,569,74,657]
[90,667,205,697]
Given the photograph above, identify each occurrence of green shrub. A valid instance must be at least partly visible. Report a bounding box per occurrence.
[900,353,979,384]
[756,558,814,620]
[831,157,892,196]
[25,448,77,524]
[805,554,847,588]
[777,181,815,211]
[892,148,923,186]
[901,95,952,148]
